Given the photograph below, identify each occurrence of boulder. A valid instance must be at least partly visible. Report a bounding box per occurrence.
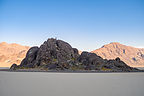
[10,64,18,70]
[20,46,39,68]
[78,52,104,70]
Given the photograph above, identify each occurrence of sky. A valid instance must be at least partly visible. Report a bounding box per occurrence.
[0,0,144,51]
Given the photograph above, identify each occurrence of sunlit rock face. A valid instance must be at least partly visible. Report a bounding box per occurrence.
[92,42,144,67]
[0,42,30,67]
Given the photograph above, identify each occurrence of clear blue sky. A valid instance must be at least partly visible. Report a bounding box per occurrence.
[0,0,144,51]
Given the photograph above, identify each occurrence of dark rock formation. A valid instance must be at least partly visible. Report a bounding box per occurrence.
[17,38,79,70]
[103,58,138,72]
[20,47,39,68]
[10,63,18,70]
[78,52,138,71]
[78,52,104,70]
[10,38,139,72]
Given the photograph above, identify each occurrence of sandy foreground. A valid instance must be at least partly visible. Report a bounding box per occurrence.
[0,72,144,96]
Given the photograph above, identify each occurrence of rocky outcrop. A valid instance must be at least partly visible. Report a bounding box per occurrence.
[103,57,138,72]
[78,52,138,71]
[18,38,80,70]
[78,52,104,70]
[0,42,30,67]
[20,47,39,68]
[10,38,139,72]
[91,42,144,67]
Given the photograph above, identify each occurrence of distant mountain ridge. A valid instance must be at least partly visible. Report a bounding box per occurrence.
[91,42,144,67]
[0,42,30,67]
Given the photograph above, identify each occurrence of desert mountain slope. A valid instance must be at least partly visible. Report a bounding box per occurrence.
[91,42,144,67]
[0,42,30,67]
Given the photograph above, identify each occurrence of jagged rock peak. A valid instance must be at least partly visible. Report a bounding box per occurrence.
[19,38,79,70]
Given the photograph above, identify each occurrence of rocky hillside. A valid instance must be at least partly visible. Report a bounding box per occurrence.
[10,38,138,72]
[92,42,144,67]
[0,42,30,67]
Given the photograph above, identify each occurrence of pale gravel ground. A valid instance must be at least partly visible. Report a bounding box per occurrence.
[0,72,144,96]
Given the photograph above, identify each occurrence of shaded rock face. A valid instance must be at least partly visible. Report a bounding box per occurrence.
[78,52,104,70]
[10,64,18,70]
[78,52,138,71]
[20,47,39,68]
[11,38,138,72]
[103,57,138,72]
[19,38,79,70]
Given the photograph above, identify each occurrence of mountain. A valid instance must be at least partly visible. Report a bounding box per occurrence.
[91,42,144,67]
[10,38,138,72]
[0,42,30,67]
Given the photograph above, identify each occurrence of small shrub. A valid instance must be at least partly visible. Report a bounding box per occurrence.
[101,67,112,71]
[53,58,57,62]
